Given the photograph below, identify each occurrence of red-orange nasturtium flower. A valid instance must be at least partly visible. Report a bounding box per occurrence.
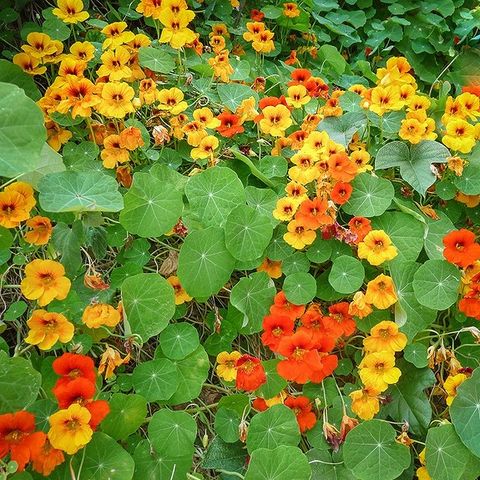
[295,197,333,229]
[52,352,96,388]
[269,291,305,320]
[257,258,282,279]
[216,112,244,137]
[324,302,356,337]
[284,396,317,432]
[261,314,295,352]
[54,377,96,409]
[443,229,480,268]
[348,216,372,243]
[31,437,65,476]
[330,182,353,205]
[235,355,266,391]
[24,216,53,246]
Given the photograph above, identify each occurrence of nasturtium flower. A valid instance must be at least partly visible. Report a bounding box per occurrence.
[101,134,130,169]
[251,29,275,53]
[52,0,89,23]
[363,320,407,353]
[257,257,282,279]
[0,411,45,471]
[157,87,188,115]
[364,274,398,309]
[348,291,373,318]
[136,0,164,18]
[284,219,316,249]
[97,46,132,81]
[261,314,295,352]
[98,346,130,379]
[25,310,74,350]
[21,259,71,307]
[349,386,381,420]
[46,121,72,151]
[330,182,352,205]
[444,373,468,406]
[48,404,93,455]
[285,396,316,432]
[294,197,332,230]
[283,2,300,17]
[259,104,292,137]
[190,135,219,161]
[97,82,135,118]
[447,156,466,176]
[359,351,401,392]
[236,354,267,391]
[442,119,476,154]
[183,121,208,146]
[57,76,99,118]
[399,117,426,144]
[348,216,371,243]
[119,126,144,150]
[54,377,95,408]
[369,85,403,116]
[243,22,265,42]
[443,229,480,268]
[210,34,226,54]
[324,302,356,337]
[82,303,121,329]
[53,352,96,388]
[216,351,241,382]
[101,22,135,50]
[24,216,53,246]
[286,85,311,109]
[327,152,357,182]
[194,107,221,129]
[167,275,192,305]
[13,52,47,75]
[31,438,64,476]
[22,32,57,59]
[216,112,244,137]
[159,8,196,49]
[273,197,299,222]
[208,49,234,82]
[357,229,398,266]
[0,190,31,228]
[69,41,95,61]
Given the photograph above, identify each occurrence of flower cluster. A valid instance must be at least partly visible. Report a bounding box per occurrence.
[216,351,267,392]
[350,321,407,420]
[48,353,110,455]
[243,22,275,54]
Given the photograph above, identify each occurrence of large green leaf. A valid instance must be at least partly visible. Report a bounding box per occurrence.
[317,112,366,146]
[0,82,46,178]
[217,83,259,111]
[138,46,175,73]
[343,420,411,480]
[132,358,178,402]
[158,323,200,360]
[214,407,241,443]
[246,404,300,453]
[283,272,317,304]
[450,368,480,458]
[119,172,183,237]
[231,272,276,334]
[224,205,274,262]
[383,360,435,435]
[375,140,450,195]
[0,353,41,414]
[121,273,176,342]
[185,167,246,227]
[101,393,147,440]
[166,345,210,405]
[412,259,461,310]
[39,171,124,212]
[424,212,455,260]
[245,446,311,480]
[0,60,41,100]
[307,449,355,480]
[177,227,235,298]
[425,424,471,480]
[343,173,394,217]
[328,255,365,294]
[202,437,246,473]
[75,432,134,480]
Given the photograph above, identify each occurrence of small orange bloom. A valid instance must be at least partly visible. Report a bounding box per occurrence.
[443,229,480,268]
[54,377,95,409]
[257,258,282,279]
[52,352,96,388]
[284,396,316,432]
[31,437,65,476]
[24,216,53,246]
[216,112,245,137]
[261,314,295,352]
[235,355,267,391]
[331,182,352,205]
[348,216,371,243]
[82,303,121,329]
[270,291,305,320]
[98,346,130,379]
[295,196,333,229]
[324,302,356,337]
[25,310,74,350]
[328,152,357,182]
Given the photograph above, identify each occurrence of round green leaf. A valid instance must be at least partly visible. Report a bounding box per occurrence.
[245,446,311,480]
[159,323,200,360]
[215,407,241,443]
[132,358,178,402]
[404,343,429,368]
[148,409,197,458]
[282,252,310,275]
[266,225,295,260]
[343,173,394,217]
[450,368,480,457]
[343,420,411,480]
[39,171,124,213]
[217,83,259,111]
[185,167,246,227]
[0,353,41,414]
[120,172,183,238]
[101,393,147,440]
[75,432,134,480]
[424,212,455,260]
[42,17,70,40]
[138,46,175,73]
[306,236,333,263]
[283,272,317,304]
[28,399,57,432]
[177,227,235,299]
[121,273,176,342]
[166,345,210,405]
[225,205,274,261]
[454,161,480,195]
[246,404,300,453]
[328,255,365,294]
[412,259,461,310]
[425,424,471,480]
[0,82,46,178]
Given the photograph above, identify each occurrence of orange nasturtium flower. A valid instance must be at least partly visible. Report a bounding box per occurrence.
[357,229,398,266]
[284,396,317,432]
[52,0,89,23]
[98,82,135,118]
[348,291,373,318]
[190,135,219,161]
[0,411,46,471]
[444,373,468,406]
[236,354,267,391]
[283,2,301,17]
[96,46,132,81]
[443,229,480,268]
[216,351,242,382]
[259,104,292,137]
[257,257,282,279]
[24,216,53,246]
[363,320,407,353]
[82,303,121,329]
[364,274,398,309]
[251,30,275,54]
[208,49,234,83]
[159,8,197,49]
[261,314,295,352]
[349,386,381,420]
[0,190,31,228]
[359,351,401,392]
[47,404,93,455]
[284,219,316,249]
[25,310,74,350]
[167,275,192,305]
[157,87,188,115]
[56,77,99,118]
[101,22,135,50]
[31,438,65,477]
[13,52,47,75]
[98,346,130,379]
[21,259,71,307]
